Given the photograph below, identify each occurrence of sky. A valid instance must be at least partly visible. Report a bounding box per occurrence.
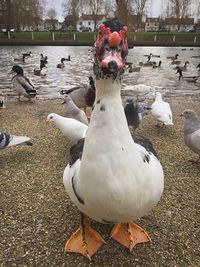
[45,0,199,22]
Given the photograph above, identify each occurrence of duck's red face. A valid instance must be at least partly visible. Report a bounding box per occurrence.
[95,23,128,73]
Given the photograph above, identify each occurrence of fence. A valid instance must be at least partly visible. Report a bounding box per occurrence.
[0,31,200,46]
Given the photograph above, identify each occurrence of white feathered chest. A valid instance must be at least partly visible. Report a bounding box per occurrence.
[64,79,164,223]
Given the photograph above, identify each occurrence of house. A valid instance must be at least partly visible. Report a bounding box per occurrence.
[76,14,106,32]
[164,17,195,31]
[145,17,160,32]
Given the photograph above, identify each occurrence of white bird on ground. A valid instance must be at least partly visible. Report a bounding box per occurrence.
[151,92,173,127]
[63,19,164,260]
[47,113,88,141]
[62,95,89,125]
[0,131,32,149]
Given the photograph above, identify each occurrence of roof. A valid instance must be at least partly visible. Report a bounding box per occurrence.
[80,14,105,21]
[165,17,194,25]
[146,17,160,23]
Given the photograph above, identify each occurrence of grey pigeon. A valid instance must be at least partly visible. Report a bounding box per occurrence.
[124,97,151,130]
[181,109,200,163]
[62,95,89,125]
[0,131,32,149]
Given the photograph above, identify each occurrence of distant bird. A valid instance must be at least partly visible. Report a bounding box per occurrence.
[65,55,71,61]
[34,61,46,76]
[0,96,5,108]
[197,63,200,71]
[171,59,181,65]
[176,68,199,82]
[62,95,89,125]
[124,98,150,130]
[139,61,156,67]
[191,55,200,58]
[60,76,95,114]
[152,60,162,69]
[11,65,37,101]
[144,53,160,58]
[174,61,189,71]
[14,51,32,63]
[151,92,173,127]
[128,65,141,72]
[57,58,66,69]
[47,113,88,141]
[40,54,48,64]
[0,131,32,149]
[181,109,200,164]
[166,54,179,60]
[22,51,32,58]
[147,54,152,62]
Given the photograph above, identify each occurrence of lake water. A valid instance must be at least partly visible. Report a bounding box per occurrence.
[0,46,199,99]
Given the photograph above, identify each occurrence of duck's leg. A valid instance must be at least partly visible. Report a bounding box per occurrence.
[111,223,151,252]
[64,214,106,260]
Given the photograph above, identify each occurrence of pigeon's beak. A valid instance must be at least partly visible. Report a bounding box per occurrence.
[61,100,66,104]
[180,113,184,117]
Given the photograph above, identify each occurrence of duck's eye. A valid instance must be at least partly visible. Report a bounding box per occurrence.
[50,116,53,119]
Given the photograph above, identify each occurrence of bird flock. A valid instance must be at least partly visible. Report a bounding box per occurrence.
[1,18,200,262]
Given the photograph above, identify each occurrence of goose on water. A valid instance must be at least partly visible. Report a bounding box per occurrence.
[57,58,66,68]
[174,61,189,71]
[166,53,179,60]
[176,68,199,82]
[63,19,164,260]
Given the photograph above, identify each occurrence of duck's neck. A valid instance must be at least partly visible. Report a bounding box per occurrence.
[88,77,132,140]
[95,78,121,102]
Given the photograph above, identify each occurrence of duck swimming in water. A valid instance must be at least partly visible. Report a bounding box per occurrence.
[57,58,66,69]
[63,19,164,259]
[34,61,47,76]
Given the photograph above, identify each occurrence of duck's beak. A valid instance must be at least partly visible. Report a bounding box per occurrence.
[8,70,14,74]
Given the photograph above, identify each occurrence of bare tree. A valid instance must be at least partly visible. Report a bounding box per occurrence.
[131,0,148,28]
[62,0,80,28]
[115,0,131,24]
[0,0,44,31]
[168,0,192,19]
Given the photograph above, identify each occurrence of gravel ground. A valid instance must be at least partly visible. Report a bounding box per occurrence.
[0,96,200,267]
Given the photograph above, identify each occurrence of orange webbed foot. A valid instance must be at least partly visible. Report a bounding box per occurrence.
[64,215,106,260]
[111,223,151,252]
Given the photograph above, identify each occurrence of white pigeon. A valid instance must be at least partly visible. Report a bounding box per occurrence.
[0,131,32,149]
[62,95,89,126]
[151,92,173,127]
[47,113,88,141]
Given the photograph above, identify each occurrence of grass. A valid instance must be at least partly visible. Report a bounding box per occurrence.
[0,31,199,46]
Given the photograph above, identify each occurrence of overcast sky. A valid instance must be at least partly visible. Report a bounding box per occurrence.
[45,0,198,22]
